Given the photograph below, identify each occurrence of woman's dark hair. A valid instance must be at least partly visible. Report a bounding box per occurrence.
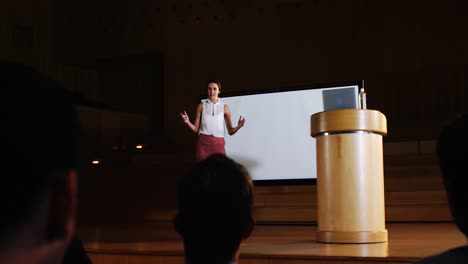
[207,79,222,91]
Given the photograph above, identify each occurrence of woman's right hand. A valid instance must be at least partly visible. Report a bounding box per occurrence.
[180,111,190,124]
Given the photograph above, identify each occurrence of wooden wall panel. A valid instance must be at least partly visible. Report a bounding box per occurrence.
[132,255,184,264]
[79,223,464,264]
[78,152,450,223]
[87,253,129,264]
[87,253,411,264]
[87,254,411,264]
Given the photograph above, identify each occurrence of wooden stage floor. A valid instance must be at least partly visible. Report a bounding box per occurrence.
[79,222,466,264]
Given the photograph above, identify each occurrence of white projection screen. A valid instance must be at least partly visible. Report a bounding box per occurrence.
[221,82,360,185]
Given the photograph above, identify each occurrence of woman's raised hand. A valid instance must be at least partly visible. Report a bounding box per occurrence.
[180,111,190,124]
[238,116,246,128]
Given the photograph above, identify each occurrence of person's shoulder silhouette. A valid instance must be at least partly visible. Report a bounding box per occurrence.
[63,237,92,264]
[0,60,82,264]
[414,113,468,264]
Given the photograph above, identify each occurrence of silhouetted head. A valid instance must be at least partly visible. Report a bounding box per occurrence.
[0,60,79,264]
[174,154,255,262]
[437,113,468,236]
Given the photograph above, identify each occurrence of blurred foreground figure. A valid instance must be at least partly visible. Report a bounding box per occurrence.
[0,61,79,264]
[174,154,255,264]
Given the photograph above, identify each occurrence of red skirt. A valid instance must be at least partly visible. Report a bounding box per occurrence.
[196,134,226,161]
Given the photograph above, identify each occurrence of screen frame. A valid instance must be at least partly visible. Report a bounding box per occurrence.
[199,80,363,186]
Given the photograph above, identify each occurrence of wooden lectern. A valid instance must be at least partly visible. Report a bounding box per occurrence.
[310,109,388,243]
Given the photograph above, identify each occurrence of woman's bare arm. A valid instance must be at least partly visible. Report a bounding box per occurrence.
[180,103,203,133]
[224,104,245,135]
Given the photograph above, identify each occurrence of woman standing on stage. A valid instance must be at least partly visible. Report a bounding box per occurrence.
[180,80,246,161]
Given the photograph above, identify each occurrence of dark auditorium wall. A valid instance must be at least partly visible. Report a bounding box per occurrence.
[0,1,53,67]
[162,0,468,144]
[3,0,468,146]
[53,0,468,147]
[0,0,100,107]
[2,0,467,222]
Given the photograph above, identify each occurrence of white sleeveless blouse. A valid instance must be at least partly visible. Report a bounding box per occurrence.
[199,99,225,137]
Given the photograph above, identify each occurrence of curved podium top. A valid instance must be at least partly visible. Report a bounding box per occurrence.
[311,109,387,137]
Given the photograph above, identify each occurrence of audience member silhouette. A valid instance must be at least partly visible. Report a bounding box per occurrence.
[63,237,92,264]
[0,60,83,264]
[174,154,255,264]
[414,113,468,263]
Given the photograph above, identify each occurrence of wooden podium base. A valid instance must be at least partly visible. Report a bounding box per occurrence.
[317,230,388,243]
[312,110,389,245]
